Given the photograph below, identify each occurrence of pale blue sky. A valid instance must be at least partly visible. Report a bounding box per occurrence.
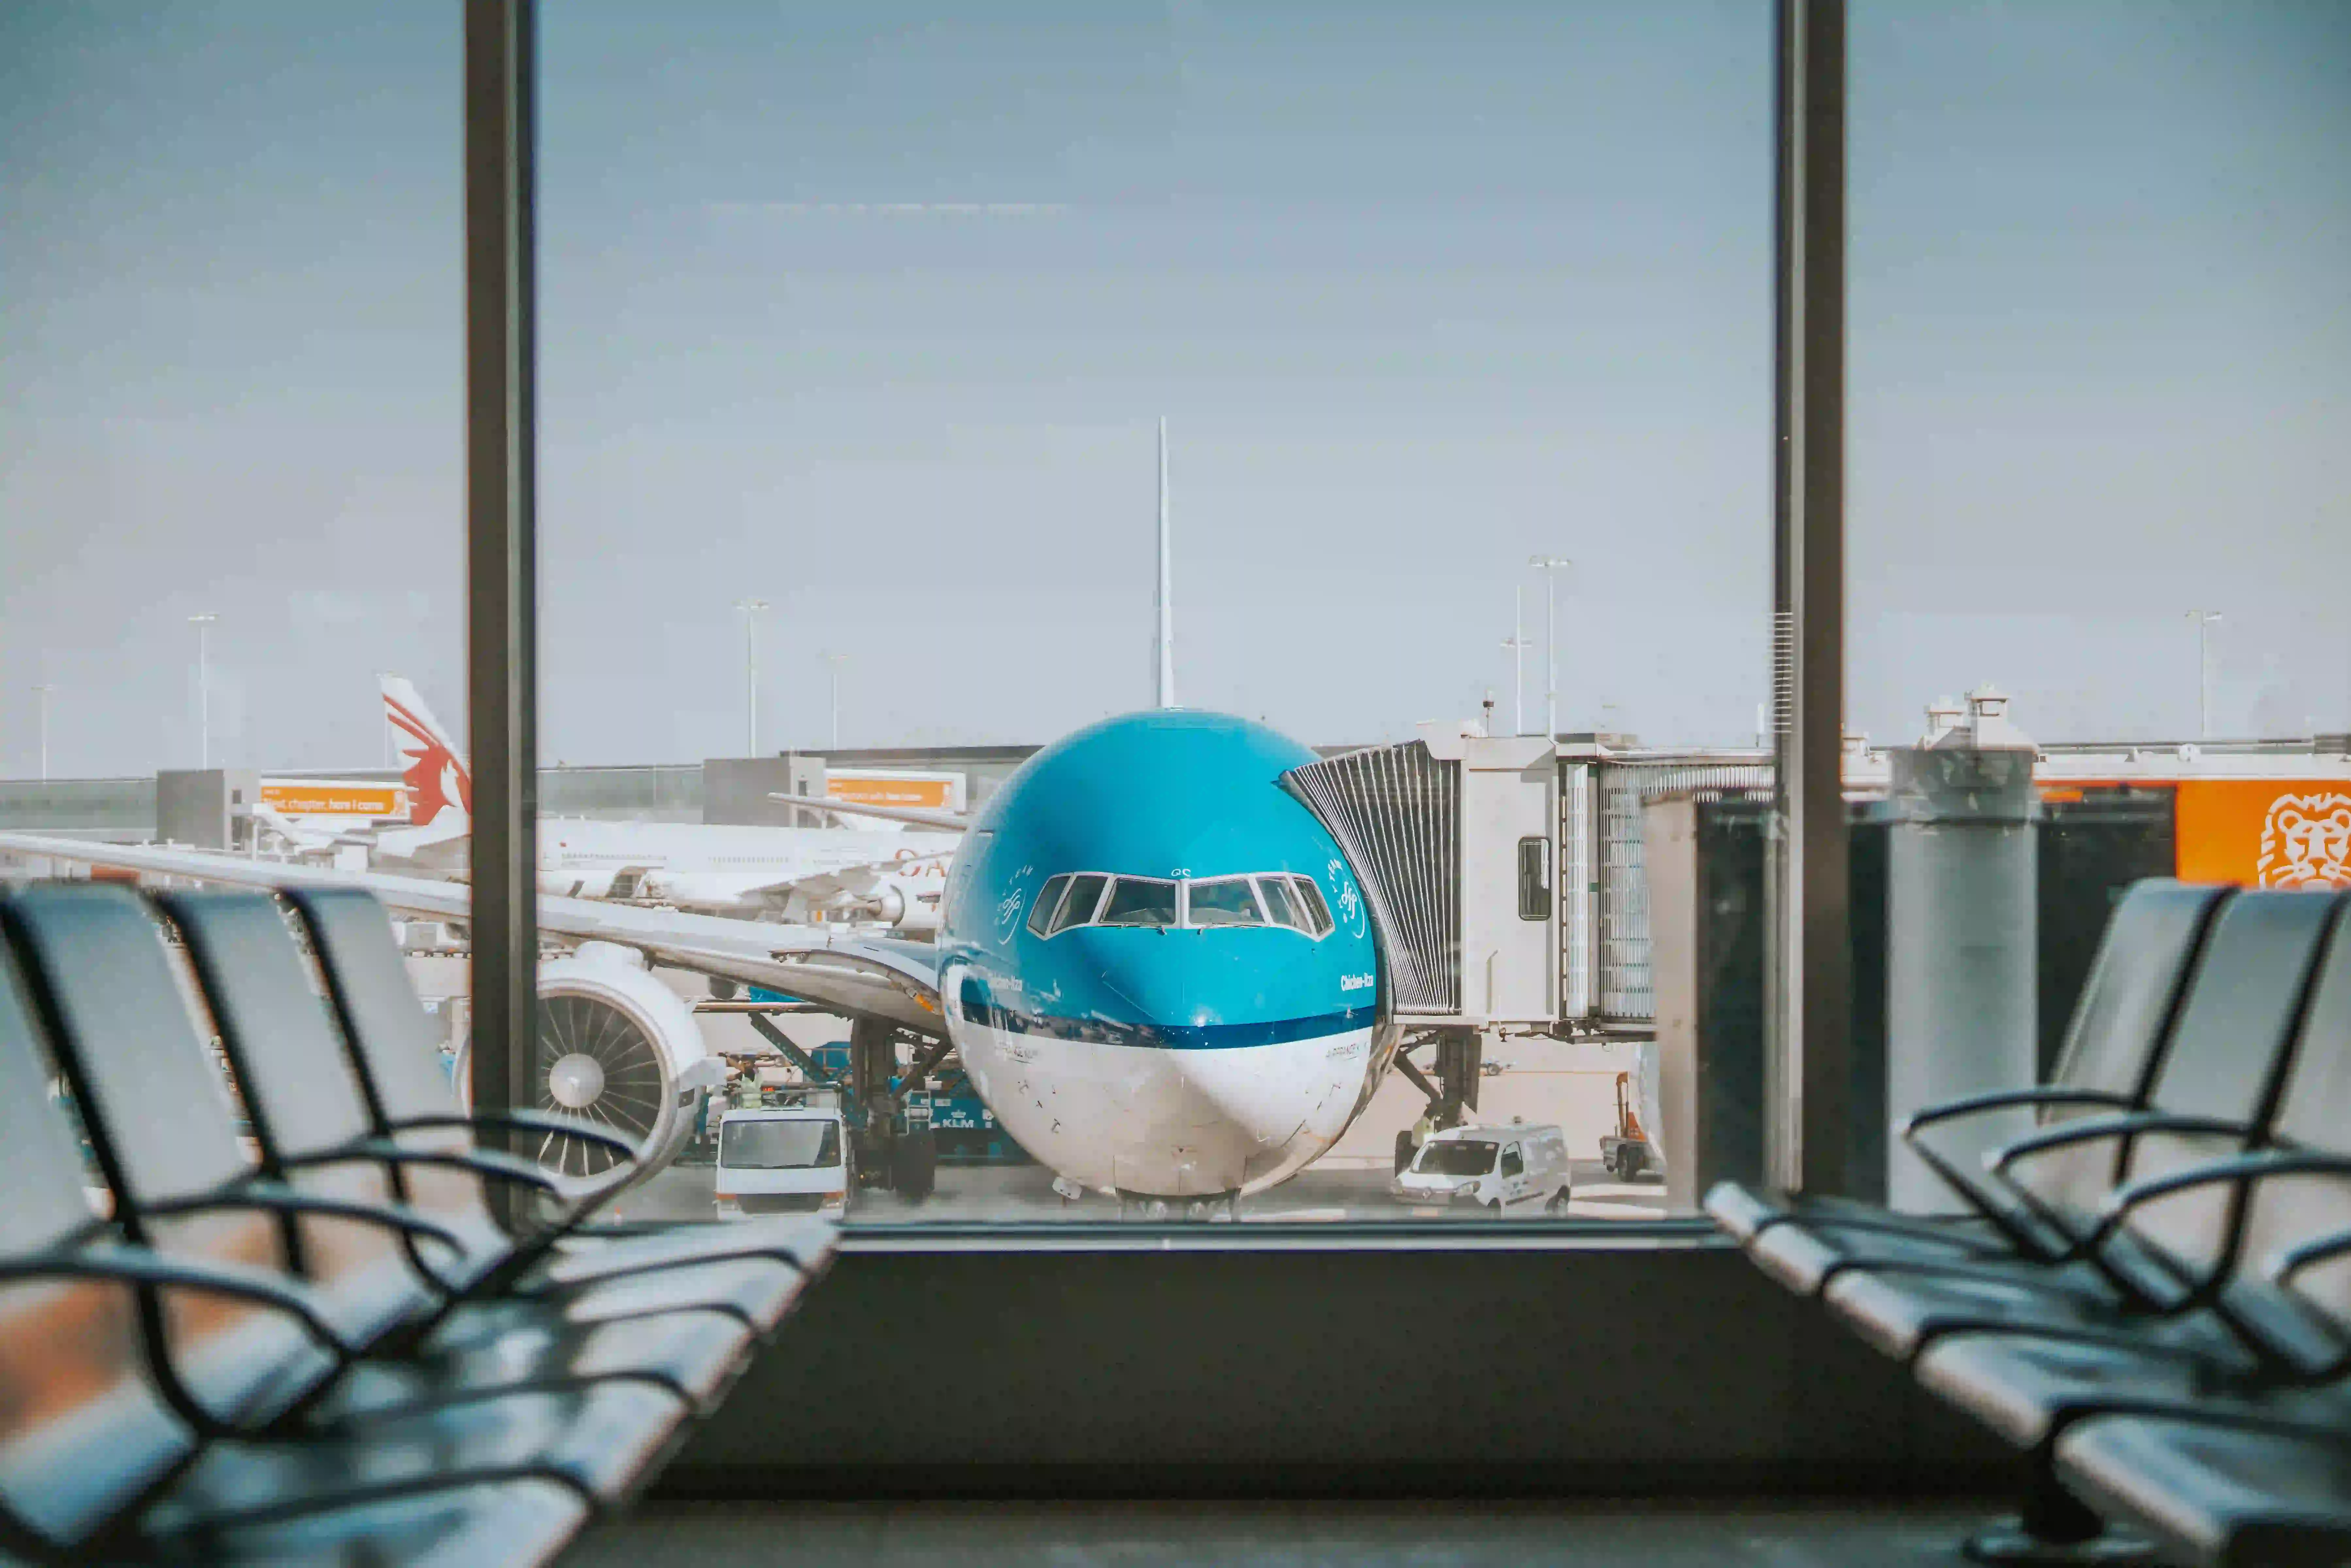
[3,1,2345,774]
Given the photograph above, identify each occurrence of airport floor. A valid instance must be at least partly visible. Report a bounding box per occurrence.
[566,1499,2002,1566]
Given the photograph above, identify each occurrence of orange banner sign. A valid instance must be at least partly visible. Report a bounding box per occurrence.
[826,776,955,808]
[2175,780,2351,889]
[259,783,403,819]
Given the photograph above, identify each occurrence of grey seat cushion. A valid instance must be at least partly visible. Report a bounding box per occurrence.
[529,1215,834,1293]
[150,1381,686,1529]
[150,1477,590,1568]
[321,1306,756,1423]
[1820,1255,2158,1362]
[2060,1414,2351,1568]
[1915,1322,2274,1449]
[1748,1211,2019,1297]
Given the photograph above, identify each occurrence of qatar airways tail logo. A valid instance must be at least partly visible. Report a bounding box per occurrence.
[383,686,471,828]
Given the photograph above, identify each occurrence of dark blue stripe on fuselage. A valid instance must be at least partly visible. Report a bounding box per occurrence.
[961,997,1375,1052]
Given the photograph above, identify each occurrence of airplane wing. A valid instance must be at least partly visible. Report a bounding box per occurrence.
[755,848,956,907]
[0,832,947,1036]
[770,795,973,834]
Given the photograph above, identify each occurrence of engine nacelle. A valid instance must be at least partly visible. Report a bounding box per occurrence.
[804,880,942,936]
[453,941,723,1186]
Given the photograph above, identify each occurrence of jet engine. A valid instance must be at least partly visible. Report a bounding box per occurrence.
[452,941,724,1185]
[855,883,943,937]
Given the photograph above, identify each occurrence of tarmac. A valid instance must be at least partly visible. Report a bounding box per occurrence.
[610,1152,1672,1227]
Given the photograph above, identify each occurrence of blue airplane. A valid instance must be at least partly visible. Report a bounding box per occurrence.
[934,708,1400,1201]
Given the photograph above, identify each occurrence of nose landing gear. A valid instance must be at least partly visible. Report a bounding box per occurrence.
[1114,1189,1242,1222]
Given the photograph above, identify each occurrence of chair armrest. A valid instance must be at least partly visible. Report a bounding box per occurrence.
[140,1184,469,1257]
[0,1245,351,1354]
[2256,1164,2351,1286]
[2075,1148,2342,1261]
[385,1109,642,1164]
[1988,1111,2260,1178]
[1893,1135,2065,1260]
[1902,1086,2137,1140]
[282,1139,598,1208]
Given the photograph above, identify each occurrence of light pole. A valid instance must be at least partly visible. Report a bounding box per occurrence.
[1500,584,1531,737]
[373,670,394,768]
[188,613,218,768]
[821,652,849,751]
[733,599,768,755]
[1528,556,1571,740]
[2186,610,2222,740]
[33,684,55,782]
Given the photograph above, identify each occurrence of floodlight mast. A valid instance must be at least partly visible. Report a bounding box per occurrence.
[734,598,769,755]
[1500,584,1531,737]
[188,613,218,768]
[1528,556,1571,739]
[2186,610,2222,739]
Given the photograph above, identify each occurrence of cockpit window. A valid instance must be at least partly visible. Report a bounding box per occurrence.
[1290,876,1335,937]
[1027,874,1072,938]
[1255,875,1301,930]
[1097,876,1179,928]
[1048,873,1109,935]
[1031,872,1330,936]
[1185,876,1264,927]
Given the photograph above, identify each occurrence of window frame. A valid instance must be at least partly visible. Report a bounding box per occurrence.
[1179,874,1271,929]
[1290,875,1335,937]
[1095,874,1182,929]
[1253,874,1305,932]
[1043,872,1112,937]
[464,0,1850,1246]
[1028,873,1073,938]
[1516,835,1552,923]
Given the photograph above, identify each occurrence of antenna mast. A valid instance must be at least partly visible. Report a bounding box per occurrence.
[1156,416,1175,708]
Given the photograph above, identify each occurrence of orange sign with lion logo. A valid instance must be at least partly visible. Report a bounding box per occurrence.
[2174,781,2351,889]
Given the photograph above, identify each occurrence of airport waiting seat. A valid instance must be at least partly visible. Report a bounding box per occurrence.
[281,885,843,1296]
[157,889,828,1351]
[1911,899,2351,1452]
[1899,912,2351,1568]
[1711,881,2351,1565]
[0,883,734,1469]
[0,917,654,1566]
[1704,879,2230,1298]
[1816,888,2343,1368]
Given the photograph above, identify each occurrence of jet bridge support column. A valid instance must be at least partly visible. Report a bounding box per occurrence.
[1433,1028,1483,1125]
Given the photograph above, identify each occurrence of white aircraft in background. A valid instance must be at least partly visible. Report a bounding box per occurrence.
[269,676,962,933]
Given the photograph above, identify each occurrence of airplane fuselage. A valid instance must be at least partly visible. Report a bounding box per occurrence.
[535,820,957,921]
[937,710,1400,1199]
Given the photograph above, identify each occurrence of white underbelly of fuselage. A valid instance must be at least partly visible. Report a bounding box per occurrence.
[951,1012,1376,1198]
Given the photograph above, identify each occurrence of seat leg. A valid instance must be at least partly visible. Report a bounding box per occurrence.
[1960,1466,2159,1566]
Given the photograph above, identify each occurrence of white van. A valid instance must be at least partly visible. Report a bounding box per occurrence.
[713,1103,852,1219]
[1390,1122,1572,1215]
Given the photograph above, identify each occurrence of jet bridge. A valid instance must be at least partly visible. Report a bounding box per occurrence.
[1284,728,1769,1143]
[1284,726,1772,1040]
